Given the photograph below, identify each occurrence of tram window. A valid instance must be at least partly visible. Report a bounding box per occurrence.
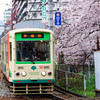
[5,43,8,63]
[16,41,50,62]
[10,42,12,61]
[2,44,4,61]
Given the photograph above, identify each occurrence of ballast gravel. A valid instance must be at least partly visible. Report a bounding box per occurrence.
[0,80,24,100]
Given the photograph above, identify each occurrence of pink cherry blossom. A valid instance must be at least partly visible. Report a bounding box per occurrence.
[53,0,100,65]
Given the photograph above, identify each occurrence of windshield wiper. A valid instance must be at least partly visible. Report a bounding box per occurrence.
[32,60,35,64]
[32,55,35,64]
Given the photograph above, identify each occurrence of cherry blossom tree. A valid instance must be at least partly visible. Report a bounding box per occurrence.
[53,0,100,65]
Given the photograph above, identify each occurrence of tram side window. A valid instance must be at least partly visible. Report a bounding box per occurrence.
[10,42,12,61]
[5,43,8,63]
[2,44,4,61]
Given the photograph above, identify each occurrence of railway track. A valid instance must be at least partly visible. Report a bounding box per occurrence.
[21,84,93,100]
[54,84,94,100]
[22,94,67,100]
[0,79,96,100]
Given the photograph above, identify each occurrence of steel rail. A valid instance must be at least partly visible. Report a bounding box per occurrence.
[23,96,33,100]
[50,94,68,100]
[22,95,52,100]
[23,94,67,100]
[54,84,94,100]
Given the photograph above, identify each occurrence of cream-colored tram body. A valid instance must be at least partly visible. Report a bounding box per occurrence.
[1,28,54,95]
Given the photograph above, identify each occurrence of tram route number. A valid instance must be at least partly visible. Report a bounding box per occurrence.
[29,72,39,75]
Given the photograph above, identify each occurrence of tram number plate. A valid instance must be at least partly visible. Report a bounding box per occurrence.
[29,72,39,75]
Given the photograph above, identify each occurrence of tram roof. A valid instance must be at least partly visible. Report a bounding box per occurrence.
[9,28,53,35]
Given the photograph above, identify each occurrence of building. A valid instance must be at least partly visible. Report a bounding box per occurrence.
[4,8,12,24]
[3,8,12,34]
[0,20,4,34]
[11,0,69,28]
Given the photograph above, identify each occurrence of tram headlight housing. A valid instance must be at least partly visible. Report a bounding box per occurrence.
[21,71,27,77]
[41,71,46,76]
[16,72,20,76]
[48,71,52,75]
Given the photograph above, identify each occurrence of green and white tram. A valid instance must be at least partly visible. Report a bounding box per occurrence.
[1,28,54,94]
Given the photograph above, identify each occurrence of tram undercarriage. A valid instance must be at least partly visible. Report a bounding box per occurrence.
[10,83,54,95]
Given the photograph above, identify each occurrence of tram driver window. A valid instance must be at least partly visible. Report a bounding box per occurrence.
[16,41,50,62]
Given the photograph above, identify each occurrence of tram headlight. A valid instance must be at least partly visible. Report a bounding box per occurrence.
[21,71,27,77]
[41,71,46,76]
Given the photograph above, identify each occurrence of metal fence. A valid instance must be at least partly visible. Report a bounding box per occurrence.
[57,64,70,72]
[55,67,86,96]
[57,64,95,76]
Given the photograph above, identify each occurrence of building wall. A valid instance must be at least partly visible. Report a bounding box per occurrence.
[11,0,69,28]
[4,8,11,24]
[0,26,4,35]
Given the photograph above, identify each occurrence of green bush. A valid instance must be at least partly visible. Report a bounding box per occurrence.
[55,73,96,97]
[55,62,58,69]
[55,77,66,88]
[86,74,96,97]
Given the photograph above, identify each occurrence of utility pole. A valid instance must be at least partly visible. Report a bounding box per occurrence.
[48,0,53,30]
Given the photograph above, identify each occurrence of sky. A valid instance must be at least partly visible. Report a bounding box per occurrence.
[0,0,12,22]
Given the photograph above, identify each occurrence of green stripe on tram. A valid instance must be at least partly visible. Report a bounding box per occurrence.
[9,69,12,77]
[13,79,54,83]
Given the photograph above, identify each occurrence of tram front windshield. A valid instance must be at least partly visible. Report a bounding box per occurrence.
[16,41,50,62]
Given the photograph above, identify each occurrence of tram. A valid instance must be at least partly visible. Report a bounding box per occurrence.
[1,28,54,95]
